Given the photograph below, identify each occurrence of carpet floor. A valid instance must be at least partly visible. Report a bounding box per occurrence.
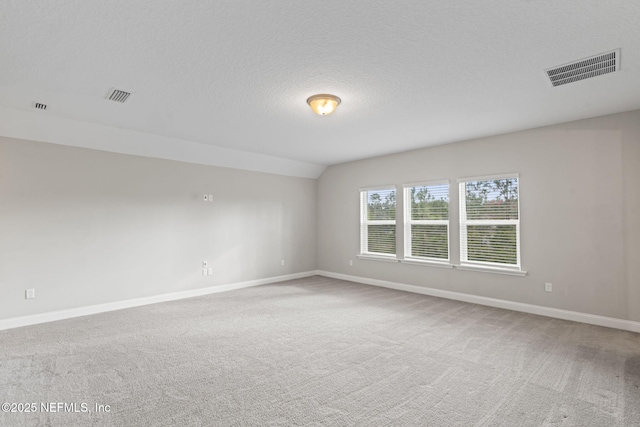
[1,275,639,426]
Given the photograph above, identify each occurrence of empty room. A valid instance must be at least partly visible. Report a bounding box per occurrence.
[1,1,639,426]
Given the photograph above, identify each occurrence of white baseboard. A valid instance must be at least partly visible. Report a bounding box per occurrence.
[317,270,640,334]
[0,271,317,331]
[5,270,638,334]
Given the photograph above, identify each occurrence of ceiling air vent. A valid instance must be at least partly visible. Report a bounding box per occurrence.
[106,88,131,103]
[545,49,620,87]
[33,102,47,110]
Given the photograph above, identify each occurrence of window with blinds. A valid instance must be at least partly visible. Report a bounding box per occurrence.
[403,182,449,261]
[459,175,520,268]
[360,187,396,257]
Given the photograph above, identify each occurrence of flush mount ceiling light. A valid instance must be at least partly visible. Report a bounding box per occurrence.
[306,94,341,116]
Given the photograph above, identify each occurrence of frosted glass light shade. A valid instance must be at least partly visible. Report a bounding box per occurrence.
[307,94,341,116]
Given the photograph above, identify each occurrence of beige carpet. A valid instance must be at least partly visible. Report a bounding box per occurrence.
[1,275,639,426]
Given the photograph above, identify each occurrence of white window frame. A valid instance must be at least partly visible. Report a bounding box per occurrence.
[359,186,397,260]
[403,181,450,264]
[458,173,522,272]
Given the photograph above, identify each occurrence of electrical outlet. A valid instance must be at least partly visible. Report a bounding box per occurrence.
[25,289,35,299]
[349,260,353,266]
[202,268,208,276]
[545,282,553,292]
[281,260,285,266]
[208,194,213,202]
[207,268,213,276]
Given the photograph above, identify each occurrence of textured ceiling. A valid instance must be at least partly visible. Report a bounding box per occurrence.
[1,0,640,170]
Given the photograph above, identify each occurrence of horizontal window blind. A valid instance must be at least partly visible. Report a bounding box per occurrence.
[459,177,520,268]
[367,224,396,254]
[465,178,519,220]
[466,225,517,264]
[404,182,449,261]
[367,188,396,221]
[411,224,448,259]
[361,187,396,256]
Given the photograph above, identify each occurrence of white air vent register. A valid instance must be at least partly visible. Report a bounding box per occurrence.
[106,88,131,103]
[545,49,620,87]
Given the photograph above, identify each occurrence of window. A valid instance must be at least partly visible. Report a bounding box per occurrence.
[360,187,396,257]
[459,174,520,269]
[403,182,449,262]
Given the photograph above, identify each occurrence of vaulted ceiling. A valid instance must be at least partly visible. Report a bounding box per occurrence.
[1,1,639,177]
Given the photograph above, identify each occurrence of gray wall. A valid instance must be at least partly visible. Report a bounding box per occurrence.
[317,110,640,322]
[2,109,639,323]
[0,137,317,320]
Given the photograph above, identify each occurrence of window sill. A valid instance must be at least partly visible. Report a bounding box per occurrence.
[455,264,527,276]
[357,254,399,263]
[400,258,454,269]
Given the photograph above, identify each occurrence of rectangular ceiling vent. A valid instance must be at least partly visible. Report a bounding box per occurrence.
[107,88,131,103]
[33,102,47,110]
[545,49,620,87]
